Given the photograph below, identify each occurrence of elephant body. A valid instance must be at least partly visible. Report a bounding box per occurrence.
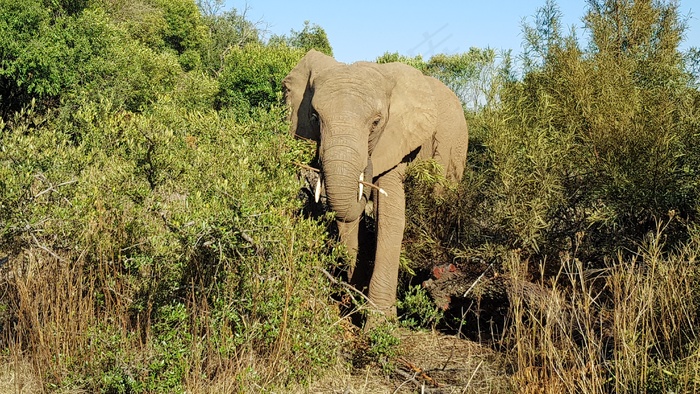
[284,50,468,321]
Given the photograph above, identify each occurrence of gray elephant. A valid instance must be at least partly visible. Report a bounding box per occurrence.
[284,50,468,321]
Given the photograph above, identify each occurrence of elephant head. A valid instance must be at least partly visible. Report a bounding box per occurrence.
[283,50,438,223]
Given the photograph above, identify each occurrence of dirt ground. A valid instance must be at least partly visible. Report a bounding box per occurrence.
[299,328,512,394]
[0,329,512,394]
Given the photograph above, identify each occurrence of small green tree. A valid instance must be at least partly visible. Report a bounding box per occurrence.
[0,0,117,114]
[216,44,304,113]
[151,0,207,54]
[198,3,261,75]
[478,0,699,258]
[285,20,333,56]
[376,52,428,72]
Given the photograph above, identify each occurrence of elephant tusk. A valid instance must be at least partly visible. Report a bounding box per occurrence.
[314,176,322,203]
[358,173,364,202]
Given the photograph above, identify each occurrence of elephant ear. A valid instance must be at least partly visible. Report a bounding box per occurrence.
[371,63,437,177]
[283,49,340,142]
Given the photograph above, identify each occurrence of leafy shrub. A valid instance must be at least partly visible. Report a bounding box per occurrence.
[0,98,340,392]
[0,0,192,115]
[397,285,443,329]
[80,38,182,112]
[366,323,401,373]
[151,0,208,55]
[216,43,304,114]
[462,0,700,261]
[104,0,169,50]
[169,70,219,111]
[198,7,261,75]
[0,2,113,112]
[285,20,334,56]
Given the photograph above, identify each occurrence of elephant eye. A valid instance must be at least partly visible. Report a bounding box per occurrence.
[372,116,381,128]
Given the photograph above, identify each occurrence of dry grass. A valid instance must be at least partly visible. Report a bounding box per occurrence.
[3,248,97,391]
[503,224,700,393]
[0,361,42,394]
[299,328,510,394]
[4,225,698,393]
[1,234,340,393]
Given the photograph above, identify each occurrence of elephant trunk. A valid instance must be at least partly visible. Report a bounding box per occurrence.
[321,133,368,223]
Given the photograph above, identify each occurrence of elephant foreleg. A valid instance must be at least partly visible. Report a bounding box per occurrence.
[368,163,406,318]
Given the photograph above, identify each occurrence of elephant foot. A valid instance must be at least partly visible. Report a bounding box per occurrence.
[363,305,397,332]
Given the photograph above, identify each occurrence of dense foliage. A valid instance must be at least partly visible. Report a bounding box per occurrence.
[0,0,340,392]
[490,0,700,258]
[1,0,699,392]
[398,0,700,391]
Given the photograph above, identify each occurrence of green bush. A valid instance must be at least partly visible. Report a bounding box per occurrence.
[463,0,700,260]
[169,70,219,111]
[286,20,333,56]
[397,285,443,329]
[0,97,340,391]
[198,7,261,75]
[216,43,304,114]
[366,322,401,373]
[74,38,181,113]
[0,2,112,112]
[0,0,194,115]
[151,0,208,55]
[105,0,169,50]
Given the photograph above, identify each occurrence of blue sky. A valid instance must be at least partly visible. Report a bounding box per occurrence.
[223,1,700,63]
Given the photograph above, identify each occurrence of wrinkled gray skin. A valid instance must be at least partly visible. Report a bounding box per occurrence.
[284,50,468,322]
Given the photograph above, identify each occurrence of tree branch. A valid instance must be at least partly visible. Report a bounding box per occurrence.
[317,267,380,310]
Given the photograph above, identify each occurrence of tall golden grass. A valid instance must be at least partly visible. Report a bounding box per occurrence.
[505,222,700,393]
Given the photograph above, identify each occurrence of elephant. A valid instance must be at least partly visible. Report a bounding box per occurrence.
[284,49,468,322]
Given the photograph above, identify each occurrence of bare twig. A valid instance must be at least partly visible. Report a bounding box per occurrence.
[239,230,265,256]
[33,178,77,199]
[463,360,484,392]
[397,358,442,389]
[360,181,388,197]
[119,241,149,253]
[394,369,439,393]
[292,161,319,173]
[393,369,421,393]
[318,267,380,310]
[292,134,319,144]
[31,233,68,263]
[463,263,493,297]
